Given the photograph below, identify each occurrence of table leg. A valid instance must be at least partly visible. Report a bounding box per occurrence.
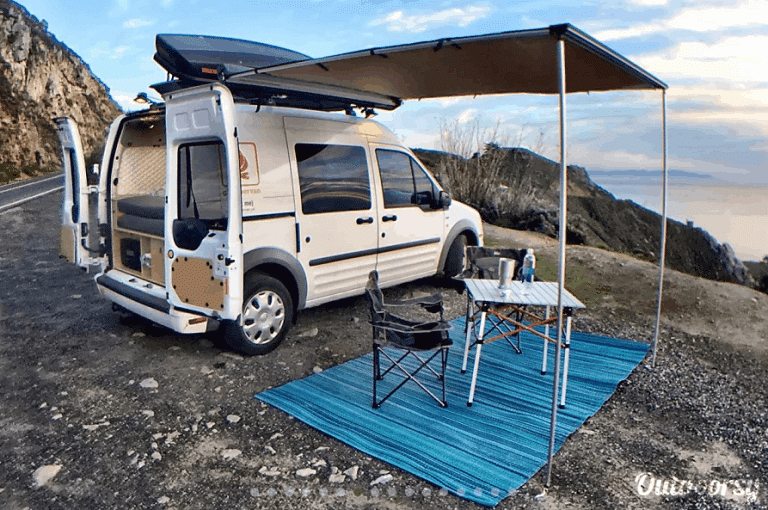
[558,316,573,409]
[541,305,550,375]
[461,294,473,374]
[467,311,486,407]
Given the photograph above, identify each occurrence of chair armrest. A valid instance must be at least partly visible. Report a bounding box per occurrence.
[369,318,452,334]
[384,293,443,310]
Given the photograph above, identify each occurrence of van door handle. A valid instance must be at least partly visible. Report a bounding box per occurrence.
[382,215,397,222]
[356,217,374,225]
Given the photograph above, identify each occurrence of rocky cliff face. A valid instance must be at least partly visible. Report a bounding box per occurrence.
[0,0,121,179]
[414,147,755,288]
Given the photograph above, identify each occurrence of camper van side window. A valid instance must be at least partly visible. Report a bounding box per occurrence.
[376,149,438,208]
[412,162,438,198]
[295,143,370,215]
[177,142,228,229]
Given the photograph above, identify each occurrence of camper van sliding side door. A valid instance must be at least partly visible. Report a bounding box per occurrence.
[55,117,99,270]
[163,83,243,321]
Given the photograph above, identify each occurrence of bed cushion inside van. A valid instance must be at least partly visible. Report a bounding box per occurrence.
[117,215,164,237]
[117,195,165,236]
[118,195,165,219]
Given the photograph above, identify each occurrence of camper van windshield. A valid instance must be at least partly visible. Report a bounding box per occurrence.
[178,142,228,229]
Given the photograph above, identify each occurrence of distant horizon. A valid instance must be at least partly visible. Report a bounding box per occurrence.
[587,169,713,180]
[590,169,768,187]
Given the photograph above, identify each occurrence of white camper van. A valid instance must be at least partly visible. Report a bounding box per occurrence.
[57,34,483,355]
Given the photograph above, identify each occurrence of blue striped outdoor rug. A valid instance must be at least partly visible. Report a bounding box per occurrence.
[256,316,649,507]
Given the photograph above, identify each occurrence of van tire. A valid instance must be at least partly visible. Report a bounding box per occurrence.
[443,234,467,277]
[224,272,293,355]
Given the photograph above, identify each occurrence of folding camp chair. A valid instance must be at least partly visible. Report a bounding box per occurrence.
[365,271,453,409]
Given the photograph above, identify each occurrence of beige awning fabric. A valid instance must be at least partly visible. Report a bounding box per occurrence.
[249,24,666,101]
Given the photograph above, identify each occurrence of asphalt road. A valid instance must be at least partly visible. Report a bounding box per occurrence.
[0,173,64,213]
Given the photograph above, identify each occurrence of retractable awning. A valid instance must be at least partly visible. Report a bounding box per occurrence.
[253,24,667,97]
[155,25,666,109]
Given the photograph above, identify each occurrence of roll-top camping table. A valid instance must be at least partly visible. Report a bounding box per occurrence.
[462,279,585,407]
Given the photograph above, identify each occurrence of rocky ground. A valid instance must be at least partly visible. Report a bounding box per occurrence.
[1,194,766,510]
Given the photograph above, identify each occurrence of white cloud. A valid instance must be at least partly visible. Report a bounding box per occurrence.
[457,108,478,125]
[370,5,491,33]
[110,46,130,59]
[113,92,135,104]
[123,18,153,29]
[596,0,768,41]
[627,0,668,6]
[666,0,768,32]
[593,23,665,41]
[637,35,768,85]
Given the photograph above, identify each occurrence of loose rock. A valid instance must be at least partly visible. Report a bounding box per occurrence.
[139,378,158,389]
[33,465,61,487]
[222,449,241,460]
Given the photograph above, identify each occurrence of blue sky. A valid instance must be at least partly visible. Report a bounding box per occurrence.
[20,0,768,185]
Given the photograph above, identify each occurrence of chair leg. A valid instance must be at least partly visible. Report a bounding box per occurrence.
[373,347,448,408]
[440,347,448,407]
[372,343,380,409]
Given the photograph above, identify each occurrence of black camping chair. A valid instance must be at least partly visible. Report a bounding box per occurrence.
[461,246,527,281]
[365,271,453,409]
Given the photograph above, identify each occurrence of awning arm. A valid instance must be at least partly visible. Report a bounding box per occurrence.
[651,89,669,367]
[546,36,568,488]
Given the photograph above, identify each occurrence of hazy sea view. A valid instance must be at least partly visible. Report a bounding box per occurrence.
[589,172,768,263]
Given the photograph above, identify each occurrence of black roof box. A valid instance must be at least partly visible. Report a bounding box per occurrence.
[154,34,310,81]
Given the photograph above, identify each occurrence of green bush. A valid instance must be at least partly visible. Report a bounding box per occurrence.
[0,163,22,184]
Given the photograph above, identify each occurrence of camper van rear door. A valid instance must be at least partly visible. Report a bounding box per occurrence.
[163,83,244,321]
[55,117,97,270]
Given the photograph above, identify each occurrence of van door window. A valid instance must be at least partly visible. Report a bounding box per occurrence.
[376,149,437,208]
[68,149,80,223]
[295,143,370,214]
[178,142,228,229]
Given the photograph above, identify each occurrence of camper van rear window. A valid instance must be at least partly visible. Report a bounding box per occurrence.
[295,143,371,215]
[177,142,228,229]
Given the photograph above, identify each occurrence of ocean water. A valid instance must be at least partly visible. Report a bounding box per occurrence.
[589,176,768,263]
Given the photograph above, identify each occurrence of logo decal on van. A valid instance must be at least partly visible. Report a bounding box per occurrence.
[238,143,260,184]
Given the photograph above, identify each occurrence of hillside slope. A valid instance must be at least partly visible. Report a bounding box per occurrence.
[0,0,121,182]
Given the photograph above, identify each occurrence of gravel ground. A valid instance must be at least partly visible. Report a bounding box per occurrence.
[0,193,766,509]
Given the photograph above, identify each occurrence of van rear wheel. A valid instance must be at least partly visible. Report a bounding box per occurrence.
[224,272,293,355]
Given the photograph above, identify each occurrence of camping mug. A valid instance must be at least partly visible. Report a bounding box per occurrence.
[498,258,515,289]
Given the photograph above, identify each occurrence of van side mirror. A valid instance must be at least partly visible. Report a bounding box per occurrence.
[412,190,451,210]
[173,218,209,251]
[437,191,452,209]
[412,190,432,207]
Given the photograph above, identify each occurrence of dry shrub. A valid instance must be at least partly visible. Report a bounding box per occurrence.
[435,118,539,223]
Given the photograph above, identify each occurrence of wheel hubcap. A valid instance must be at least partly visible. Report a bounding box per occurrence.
[241,290,285,345]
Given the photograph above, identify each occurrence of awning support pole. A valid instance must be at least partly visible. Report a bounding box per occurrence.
[546,37,567,487]
[651,89,668,367]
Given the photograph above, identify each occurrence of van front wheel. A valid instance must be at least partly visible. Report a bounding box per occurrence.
[443,234,467,277]
[224,273,293,355]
